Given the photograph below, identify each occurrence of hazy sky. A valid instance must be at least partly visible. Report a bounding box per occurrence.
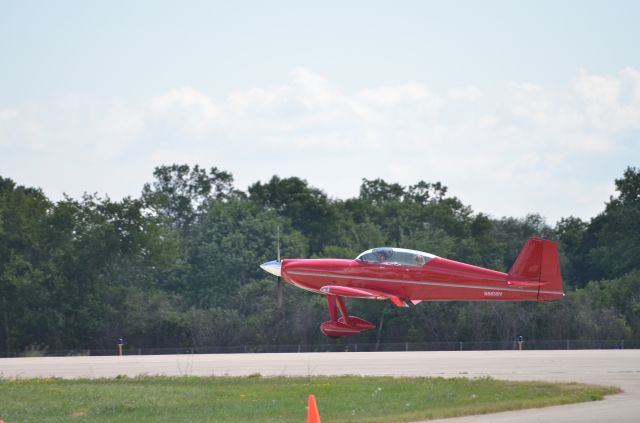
[1,1,639,222]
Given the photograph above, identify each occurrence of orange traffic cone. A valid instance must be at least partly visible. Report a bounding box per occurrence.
[307,394,321,423]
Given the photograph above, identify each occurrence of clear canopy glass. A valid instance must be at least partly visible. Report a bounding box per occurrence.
[355,247,435,267]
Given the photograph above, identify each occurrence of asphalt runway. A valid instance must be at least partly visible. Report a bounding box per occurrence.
[1,350,638,422]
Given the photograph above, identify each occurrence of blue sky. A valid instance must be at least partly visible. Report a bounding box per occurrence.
[1,1,639,222]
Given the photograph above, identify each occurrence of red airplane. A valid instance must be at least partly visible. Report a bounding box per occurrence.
[260,238,564,337]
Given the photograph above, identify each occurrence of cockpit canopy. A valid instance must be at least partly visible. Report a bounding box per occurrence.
[356,247,436,267]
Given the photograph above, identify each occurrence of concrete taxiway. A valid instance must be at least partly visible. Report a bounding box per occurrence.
[1,350,638,422]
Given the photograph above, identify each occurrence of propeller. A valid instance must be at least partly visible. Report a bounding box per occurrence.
[276,226,284,308]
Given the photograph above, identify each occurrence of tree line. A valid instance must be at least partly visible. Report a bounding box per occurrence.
[1,165,639,353]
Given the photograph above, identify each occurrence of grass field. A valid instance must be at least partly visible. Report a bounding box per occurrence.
[0,375,619,422]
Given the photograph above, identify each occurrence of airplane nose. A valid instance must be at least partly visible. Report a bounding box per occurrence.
[260,260,282,277]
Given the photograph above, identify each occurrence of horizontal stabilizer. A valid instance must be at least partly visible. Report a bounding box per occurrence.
[506,280,542,288]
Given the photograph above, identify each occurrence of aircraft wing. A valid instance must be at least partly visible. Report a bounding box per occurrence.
[319,285,416,307]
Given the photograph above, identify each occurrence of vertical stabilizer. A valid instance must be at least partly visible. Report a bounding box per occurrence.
[508,238,564,300]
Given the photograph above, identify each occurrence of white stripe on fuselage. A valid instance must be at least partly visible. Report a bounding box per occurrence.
[286,270,564,296]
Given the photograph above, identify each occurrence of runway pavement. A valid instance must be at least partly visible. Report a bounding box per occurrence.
[1,350,638,422]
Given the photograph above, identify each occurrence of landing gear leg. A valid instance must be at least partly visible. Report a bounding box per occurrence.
[327,294,338,322]
[335,296,351,325]
[320,294,377,337]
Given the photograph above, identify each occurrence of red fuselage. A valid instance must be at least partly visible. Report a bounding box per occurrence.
[281,257,563,302]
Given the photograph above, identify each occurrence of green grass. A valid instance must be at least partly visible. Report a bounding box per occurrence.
[0,375,620,422]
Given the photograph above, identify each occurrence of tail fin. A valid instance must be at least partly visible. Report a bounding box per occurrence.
[508,238,564,300]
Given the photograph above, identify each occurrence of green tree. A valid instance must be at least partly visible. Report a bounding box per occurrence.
[588,167,640,278]
[0,178,52,352]
[555,216,589,289]
[142,164,240,232]
[248,176,339,254]
[185,200,307,308]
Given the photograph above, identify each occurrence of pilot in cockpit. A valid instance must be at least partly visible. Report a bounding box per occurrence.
[375,250,389,263]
